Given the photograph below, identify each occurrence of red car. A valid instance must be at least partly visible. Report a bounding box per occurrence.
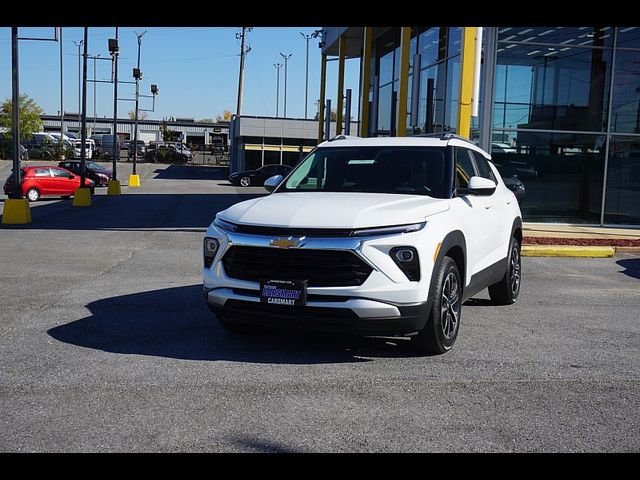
[3,165,95,202]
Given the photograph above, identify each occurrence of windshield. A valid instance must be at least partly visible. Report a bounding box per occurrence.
[279,146,450,198]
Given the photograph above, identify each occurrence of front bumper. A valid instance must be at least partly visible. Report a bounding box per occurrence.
[202,224,440,336]
[204,287,429,336]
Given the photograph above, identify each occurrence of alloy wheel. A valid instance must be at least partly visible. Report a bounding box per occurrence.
[441,271,460,340]
[510,245,521,296]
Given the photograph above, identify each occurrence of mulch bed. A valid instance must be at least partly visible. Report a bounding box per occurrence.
[524,237,640,247]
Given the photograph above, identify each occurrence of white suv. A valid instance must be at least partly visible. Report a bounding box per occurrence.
[202,134,522,354]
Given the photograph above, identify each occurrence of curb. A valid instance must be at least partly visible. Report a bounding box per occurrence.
[522,245,615,258]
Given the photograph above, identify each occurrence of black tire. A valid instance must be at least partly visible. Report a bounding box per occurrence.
[239,176,251,187]
[488,237,522,305]
[412,256,462,355]
[26,188,40,202]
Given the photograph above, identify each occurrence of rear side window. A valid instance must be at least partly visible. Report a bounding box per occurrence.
[455,148,476,191]
[471,151,497,182]
[51,168,73,178]
[34,168,50,177]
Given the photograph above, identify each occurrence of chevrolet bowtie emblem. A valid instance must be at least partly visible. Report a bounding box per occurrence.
[270,236,305,248]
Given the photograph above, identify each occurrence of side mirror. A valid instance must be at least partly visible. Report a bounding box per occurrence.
[468,176,496,196]
[264,174,283,193]
[69,174,76,179]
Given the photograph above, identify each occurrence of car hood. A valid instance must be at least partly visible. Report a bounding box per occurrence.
[217,192,450,229]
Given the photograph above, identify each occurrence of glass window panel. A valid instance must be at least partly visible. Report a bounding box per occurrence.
[604,135,640,224]
[494,44,611,131]
[445,55,460,133]
[455,148,476,189]
[418,27,441,68]
[498,27,614,48]
[243,149,262,170]
[378,83,393,133]
[491,131,605,222]
[611,48,640,134]
[617,26,640,49]
[376,29,396,86]
[448,27,462,57]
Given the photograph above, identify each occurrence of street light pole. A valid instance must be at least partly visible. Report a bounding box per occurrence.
[274,62,282,117]
[92,54,100,134]
[79,28,88,189]
[110,29,119,185]
[280,52,292,117]
[132,30,147,181]
[59,27,64,155]
[72,40,83,119]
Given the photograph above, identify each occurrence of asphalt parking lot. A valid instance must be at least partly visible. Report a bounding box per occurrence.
[1,160,639,452]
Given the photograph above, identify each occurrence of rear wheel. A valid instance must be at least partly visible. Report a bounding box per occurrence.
[488,237,521,305]
[412,256,462,355]
[26,188,40,202]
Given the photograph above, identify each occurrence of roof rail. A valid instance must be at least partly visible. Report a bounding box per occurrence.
[414,132,477,144]
[328,134,358,142]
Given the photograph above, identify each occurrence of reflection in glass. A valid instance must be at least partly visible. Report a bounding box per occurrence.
[604,135,640,224]
[491,132,605,222]
[378,83,392,133]
[495,44,611,132]
[498,26,614,48]
[611,48,640,133]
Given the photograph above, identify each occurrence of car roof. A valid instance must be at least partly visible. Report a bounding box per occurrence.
[315,134,491,159]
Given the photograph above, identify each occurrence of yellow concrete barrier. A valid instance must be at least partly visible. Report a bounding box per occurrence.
[2,198,31,224]
[72,187,92,207]
[129,174,140,187]
[522,245,614,258]
[107,179,121,196]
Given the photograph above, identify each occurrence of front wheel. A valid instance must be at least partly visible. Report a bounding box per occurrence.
[488,237,522,305]
[239,177,251,187]
[26,188,40,202]
[412,256,462,355]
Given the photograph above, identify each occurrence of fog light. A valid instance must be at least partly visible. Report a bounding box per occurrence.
[203,237,219,268]
[394,248,415,263]
[389,246,420,281]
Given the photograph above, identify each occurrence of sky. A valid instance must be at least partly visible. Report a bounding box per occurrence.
[0,27,361,122]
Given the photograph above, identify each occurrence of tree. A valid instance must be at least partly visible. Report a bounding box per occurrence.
[160,120,180,142]
[0,94,44,142]
[128,110,149,120]
[216,110,233,122]
[198,118,214,124]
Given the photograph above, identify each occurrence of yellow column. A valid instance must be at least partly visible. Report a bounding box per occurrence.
[336,36,346,136]
[457,27,477,139]
[396,27,411,137]
[359,27,373,138]
[318,54,327,143]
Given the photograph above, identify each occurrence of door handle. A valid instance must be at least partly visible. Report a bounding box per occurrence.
[485,203,493,209]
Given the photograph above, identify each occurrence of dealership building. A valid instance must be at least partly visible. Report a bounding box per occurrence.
[318,27,640,226]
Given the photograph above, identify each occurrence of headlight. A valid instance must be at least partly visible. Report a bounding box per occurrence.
[213,217,238,232]
[351,221,426,237]
[203,237,220,268]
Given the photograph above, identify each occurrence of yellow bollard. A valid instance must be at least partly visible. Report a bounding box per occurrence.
[129,174,141,187]
[107,179,122,196]
[72,187,92,207]
[1,198,31,224]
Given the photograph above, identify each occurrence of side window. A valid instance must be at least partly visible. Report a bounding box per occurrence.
[471,151,497,182]
[34,168,50,177]
[455,148,476,192]
[51,168,72,178]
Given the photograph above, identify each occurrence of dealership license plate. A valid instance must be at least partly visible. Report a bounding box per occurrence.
[260,279,307,306]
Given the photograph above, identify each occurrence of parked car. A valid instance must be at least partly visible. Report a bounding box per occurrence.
[3,165,94,201]
[203,133,523,355]
[0,138,29,160]
[228,164,293,187]
[98,134,120,158]
[127,140,147,159]
[71,138,95,159]
[58,160,112,187]
[145,141,192,164]
[23,132,58,159]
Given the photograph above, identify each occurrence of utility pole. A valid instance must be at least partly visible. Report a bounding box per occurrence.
[280,52,292,117]
[92,54,100,134]
[131,30,147,182]
[72,39,83,119]
[11,27,20,198]
[236,27,252,116]
[79,28,88,191]
[274,62,282,117]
